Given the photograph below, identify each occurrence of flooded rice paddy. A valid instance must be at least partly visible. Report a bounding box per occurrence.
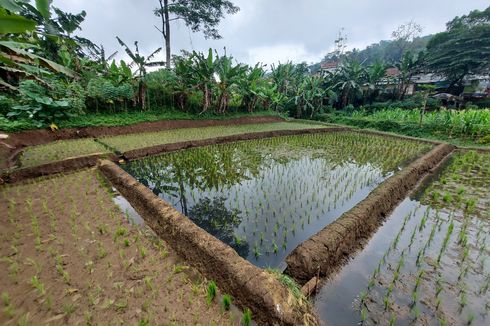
[123,132,431,268]
[315,150,490,325]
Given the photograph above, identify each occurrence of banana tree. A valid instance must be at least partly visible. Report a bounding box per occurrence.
[214,52,247,114]
[239,63,265,112]
[189,49,216,114]
[335,59,366,108]
[294,75,326,118]
[365,61,387,104]
[116,37,164,110]
[173,55,194,111]
[395,51,421,100]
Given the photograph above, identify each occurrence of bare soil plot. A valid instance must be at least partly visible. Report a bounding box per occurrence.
[0,169,236,325]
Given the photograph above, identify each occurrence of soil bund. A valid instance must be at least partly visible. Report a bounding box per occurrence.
[0,116,284,170]
[1,153,118,184]
[98,160,319,326]
[284,143,456,284]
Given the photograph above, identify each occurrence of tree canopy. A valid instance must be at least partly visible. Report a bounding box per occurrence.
[425,6,490,87]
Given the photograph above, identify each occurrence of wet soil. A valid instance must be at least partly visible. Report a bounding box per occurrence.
[0,169,237,325]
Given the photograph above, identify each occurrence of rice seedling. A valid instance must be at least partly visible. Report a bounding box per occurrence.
[30,275,45,296]
[206,281,217,305]
[18,312,29,326]
[62,302,77,316]
[222,294,232,311]
[242,307,252,326]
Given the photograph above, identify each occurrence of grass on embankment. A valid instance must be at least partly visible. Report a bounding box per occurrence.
[17,121,326,169]
[0,109,285,132]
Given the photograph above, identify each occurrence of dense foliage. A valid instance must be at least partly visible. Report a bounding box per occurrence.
[0,1,489,137]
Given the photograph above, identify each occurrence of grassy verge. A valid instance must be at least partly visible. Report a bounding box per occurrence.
[0,109,285,132]
[100,121,326,152]
[315,114,490,148]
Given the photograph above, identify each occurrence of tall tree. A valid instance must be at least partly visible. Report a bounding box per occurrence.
[154,0,239,69]
[391,20,423,59]
[425,6,490,90]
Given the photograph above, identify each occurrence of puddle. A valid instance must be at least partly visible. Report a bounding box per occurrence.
[111,189,145,226]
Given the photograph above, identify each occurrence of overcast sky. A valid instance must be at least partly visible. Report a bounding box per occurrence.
[57,0,488,66]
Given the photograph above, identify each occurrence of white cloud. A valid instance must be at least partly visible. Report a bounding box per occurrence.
[247,44,325,67]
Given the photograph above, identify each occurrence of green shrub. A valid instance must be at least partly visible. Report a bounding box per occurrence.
[6,80,75,127]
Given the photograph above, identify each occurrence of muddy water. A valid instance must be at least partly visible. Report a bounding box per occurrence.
[314,151,490,325]
[122,133,430,268]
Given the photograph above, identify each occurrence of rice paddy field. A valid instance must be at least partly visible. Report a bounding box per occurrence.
[122,132,432,269]
[314,150,490,325]
[99,121,325,153]
[16,121,325,169]
[19,139,110,168]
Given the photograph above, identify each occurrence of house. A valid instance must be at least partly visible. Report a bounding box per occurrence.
[320,61,340,73]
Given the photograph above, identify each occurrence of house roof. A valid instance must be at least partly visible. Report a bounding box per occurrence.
[385,67,400,77]
[320,61,339,70]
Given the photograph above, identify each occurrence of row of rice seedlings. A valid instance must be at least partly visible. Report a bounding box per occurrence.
[0,170,232,324]
[124,132,431,267]
[355,151,489,325]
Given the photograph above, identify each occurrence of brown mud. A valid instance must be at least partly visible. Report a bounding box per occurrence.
[285,143,456,284]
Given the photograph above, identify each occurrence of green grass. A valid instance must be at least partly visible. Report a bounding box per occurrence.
[100,122,326,152]
[19,139,110,168]
[0,109,284,132]
[316,108,490,147]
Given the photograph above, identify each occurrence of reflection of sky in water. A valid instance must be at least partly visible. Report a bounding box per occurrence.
[125,147,393,269]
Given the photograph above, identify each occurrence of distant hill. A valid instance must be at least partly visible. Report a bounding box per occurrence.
[310,34,433,72]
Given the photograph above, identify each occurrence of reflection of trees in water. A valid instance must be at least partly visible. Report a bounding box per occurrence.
[188,197,249,258]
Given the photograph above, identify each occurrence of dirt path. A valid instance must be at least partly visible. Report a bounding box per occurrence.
[0,116,284,170]
[0,169,237,325]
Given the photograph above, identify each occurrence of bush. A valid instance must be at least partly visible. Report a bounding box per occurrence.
[5,80,78,127]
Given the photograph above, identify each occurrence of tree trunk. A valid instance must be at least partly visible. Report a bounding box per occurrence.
[419,92,429,127]
[157,0,171,69]
[199,84,211,114]
[164,0,171,69]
